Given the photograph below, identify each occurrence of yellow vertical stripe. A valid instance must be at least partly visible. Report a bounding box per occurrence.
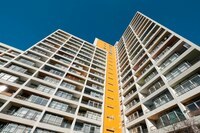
[96,39,122,133]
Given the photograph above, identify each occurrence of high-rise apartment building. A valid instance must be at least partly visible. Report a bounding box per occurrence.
[0,12,200,133]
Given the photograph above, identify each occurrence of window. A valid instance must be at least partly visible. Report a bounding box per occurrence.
[83,111,101,121]
[0,72,18,82]
[9,65,27,73]
[55,63,67,70]
[174,74,200,96]
[42,113,63,126]
[37,84,55,94]
[186,99,200,112]
[55,90,73,100]
[13,107,41,121]
[159,109,185,127]
[27,53,41,60]
[83,124,100,133]
[0,123,31,132]
[61,81,76,90]
[49,100,68,112]
[18,58,35,66]
[49,69,64,76]
[44,76,59,84]
[27,95,48,106]
[153,94,171,108]
[166,62,191,81]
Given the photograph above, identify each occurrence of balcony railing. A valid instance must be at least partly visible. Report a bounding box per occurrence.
[2,109,40,121]
[175,74,200,96]
[166,62,191,81]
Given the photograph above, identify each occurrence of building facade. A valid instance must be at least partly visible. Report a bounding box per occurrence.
[116,12,200,133]
[0,12,200,133]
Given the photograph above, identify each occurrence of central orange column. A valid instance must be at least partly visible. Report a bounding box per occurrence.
[95,39,122,133]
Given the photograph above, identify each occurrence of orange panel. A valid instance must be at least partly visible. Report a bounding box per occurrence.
[96,39,122,133]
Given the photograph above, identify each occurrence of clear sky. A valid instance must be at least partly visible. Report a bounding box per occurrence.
[0,0,200,50]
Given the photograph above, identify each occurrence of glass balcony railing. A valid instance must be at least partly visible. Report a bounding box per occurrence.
[74,123,100,133]
[15,94,48,106]
[165,62,191,81]
[127,111,143,122]
[157,108,185,128]
[174,74,200,96]
[124,89,137,100]
[82,100,102,109]
[186,99,200,117]
[78,111,101,121]
[159,53,179,71]
[144,71,158,83]
[2,107,41,121]
[147,80,164,96]
[126,99,139,110]
[154,46,171,61]
[41,113,71,128]
[0,123,32,133]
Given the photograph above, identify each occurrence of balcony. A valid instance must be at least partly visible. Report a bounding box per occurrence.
[84,88,103,100]
[88,76,104,85]
[0,123,32,132]
[74,122,100,133]
[66,74,85,84]
[47,37,63,45]
[75,59,90,66]
[49,100,76,114]
[150,33,171,55]
[143,71,158,84]
[153,108,186,129]
[2,106,41,121]
[87,83,103,92]
[159,53,179,71]
[42,39,59,48]
[127,110,143,123]
[79,51,93,58]
[144,91,173,113]
[126,99,139,110]
[57,51,74,60]
[78,109,101,121]
[186,98,200,117]
[146,79,164,96]
[51,34,66,43]
[77,55,91,62]
[91,65,105,73]
[60,81,77,91]
[174,74,200,96]
[0,72,26,85]
[41,113,72,128]
[26,81,55,94]
[82,99,102,109]
[43,65,65,77]
[18,58,36,67]
[15,93,48,106]
[56,89,79,102]
[8,64,35,76]
[53,55,71,65]
[136,62,152,79]
[165,62,191,81]
[69,69,86,78]
[129,124,148,133]
[124,88,137,100]
[123,81,134,92]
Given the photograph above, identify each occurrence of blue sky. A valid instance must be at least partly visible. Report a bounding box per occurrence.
[0,0,200,50]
